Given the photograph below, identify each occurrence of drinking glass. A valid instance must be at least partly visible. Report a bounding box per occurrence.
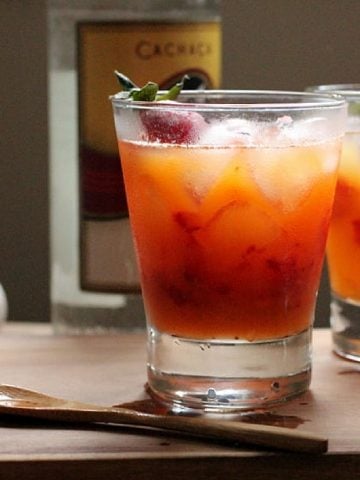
[308,84,360,361]
[111,90,345,411]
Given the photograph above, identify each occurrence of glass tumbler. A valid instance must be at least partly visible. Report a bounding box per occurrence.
[308,84,360,361]
[111,90,345,411]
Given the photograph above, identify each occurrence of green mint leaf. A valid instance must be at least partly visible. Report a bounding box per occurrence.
[114,71,138,91]
[155,75,190,101]
[130,82,159,101]
[113,72,189,101]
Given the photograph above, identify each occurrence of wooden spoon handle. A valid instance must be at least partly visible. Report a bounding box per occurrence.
[65,409,327,453]
[0,405,327,453]
[156,415,327,453]
[106,411,327,453]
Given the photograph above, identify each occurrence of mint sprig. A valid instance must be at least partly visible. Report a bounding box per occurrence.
[114,71,189,102]
[156,76,189,101]
[131,82,159,101]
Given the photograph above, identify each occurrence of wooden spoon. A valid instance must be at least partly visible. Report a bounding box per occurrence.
[0,384,327,453]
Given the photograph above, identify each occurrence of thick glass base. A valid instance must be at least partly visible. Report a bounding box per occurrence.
[147,327,312,412]
[331,293,360,362]
[52,294,145,334]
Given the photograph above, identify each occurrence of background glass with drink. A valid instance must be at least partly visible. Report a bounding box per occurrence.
[308,84,360,361]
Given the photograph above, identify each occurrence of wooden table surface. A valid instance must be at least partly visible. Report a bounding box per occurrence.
[0,323,359,479]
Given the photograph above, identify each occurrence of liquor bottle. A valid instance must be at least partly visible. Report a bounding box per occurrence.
[47,0,222,334]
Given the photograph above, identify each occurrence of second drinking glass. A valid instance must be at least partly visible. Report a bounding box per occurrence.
[308,84,360,361]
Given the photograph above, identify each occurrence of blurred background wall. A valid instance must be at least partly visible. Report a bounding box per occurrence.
[0,0,359,324]
[0,0,49,322]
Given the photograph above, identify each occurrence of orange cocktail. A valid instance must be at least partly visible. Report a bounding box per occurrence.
[327,135,360,300]
[111,90,345,411]
[120,141,340,341]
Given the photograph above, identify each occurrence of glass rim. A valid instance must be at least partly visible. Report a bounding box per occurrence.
[307,84,360,102]
[110,89,345,112]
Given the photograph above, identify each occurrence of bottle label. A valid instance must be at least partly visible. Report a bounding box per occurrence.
[78,21,222,292]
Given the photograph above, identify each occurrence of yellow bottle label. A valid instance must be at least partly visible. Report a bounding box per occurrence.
[78,21,222,292]
[79,22,222,155]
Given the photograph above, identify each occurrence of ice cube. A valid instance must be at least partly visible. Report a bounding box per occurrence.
[114,109,144,141]
[249,117,295,148]
[183,147,233,201]
[195,199,282,256]
[276,116,293,128]
[322,148,340,173]
[199,118,255,146]
[249,147,320,212]
[285,117,329,145]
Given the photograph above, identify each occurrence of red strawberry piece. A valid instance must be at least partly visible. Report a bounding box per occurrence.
[173,211,202,233]
[141,108,206,144]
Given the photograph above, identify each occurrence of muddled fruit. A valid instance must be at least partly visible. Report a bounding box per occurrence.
[141,109,206,144]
